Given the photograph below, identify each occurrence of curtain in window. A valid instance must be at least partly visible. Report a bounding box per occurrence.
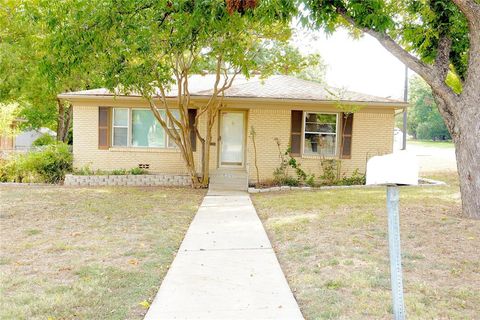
[131,110,165,147]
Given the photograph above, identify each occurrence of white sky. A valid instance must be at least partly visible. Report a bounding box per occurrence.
[293,28,409,100]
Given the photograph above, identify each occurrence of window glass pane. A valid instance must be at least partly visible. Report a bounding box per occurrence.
[167,129,179,148]
[305,113,337,133]
[304,133,336,156]
[168,110,180,129]
[132,109,165,147]
[113,109,128,126]
[113,127,128,146]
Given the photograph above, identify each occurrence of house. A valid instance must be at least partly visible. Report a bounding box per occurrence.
[58,75,406,187]
[14,127,57,150]
[0,118,27,154]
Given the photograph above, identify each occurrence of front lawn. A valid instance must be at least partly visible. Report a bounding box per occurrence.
[252,172,479,319]
[408,139,454,149]
[0,186,205,320]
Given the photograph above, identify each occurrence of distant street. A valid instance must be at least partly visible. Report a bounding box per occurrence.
[407,143,457,173]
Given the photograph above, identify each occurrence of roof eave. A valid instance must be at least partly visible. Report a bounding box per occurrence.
[57,93,408,108]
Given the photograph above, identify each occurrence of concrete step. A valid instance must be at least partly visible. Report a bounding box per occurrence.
[209,169,248,191]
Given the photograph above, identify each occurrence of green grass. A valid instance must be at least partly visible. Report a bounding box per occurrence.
[0,186,205,320]
[408,139,454,148]
[252,172,479,319]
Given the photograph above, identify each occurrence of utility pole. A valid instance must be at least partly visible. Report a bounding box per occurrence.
[402,66,408,150]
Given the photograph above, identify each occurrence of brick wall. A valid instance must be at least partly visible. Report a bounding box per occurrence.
[72,101,395,182]
[73,105,203,173]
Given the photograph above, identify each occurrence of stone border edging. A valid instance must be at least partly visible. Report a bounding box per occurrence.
[248,178,446,193]
[64,173,190,187]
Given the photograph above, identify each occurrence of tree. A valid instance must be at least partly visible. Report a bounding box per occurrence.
[0,0,106,141]
[405,76,451,141]
[0,103,21,138]
[53,0,304,187]
[303,0,480,218]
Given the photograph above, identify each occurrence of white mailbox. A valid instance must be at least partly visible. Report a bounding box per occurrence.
[366,151,419,186]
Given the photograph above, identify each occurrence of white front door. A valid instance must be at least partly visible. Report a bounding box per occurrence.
[220,111,245,167]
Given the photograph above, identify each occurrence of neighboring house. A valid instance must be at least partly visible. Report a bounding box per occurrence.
[58,75,406,184]
[0,118,26,152]
[15,128,57,150]
[0,126,56,152]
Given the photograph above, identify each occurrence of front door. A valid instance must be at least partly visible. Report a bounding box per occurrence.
[220,111,245,167]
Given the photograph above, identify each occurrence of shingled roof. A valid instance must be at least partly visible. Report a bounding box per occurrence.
[58,74,405,105]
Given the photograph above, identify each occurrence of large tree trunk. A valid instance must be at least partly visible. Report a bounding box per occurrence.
[451,100,480,219]
[56,100,72,143]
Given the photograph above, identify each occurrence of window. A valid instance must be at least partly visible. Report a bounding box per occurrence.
[112,108,129,146]
[167,110,180,148]
[303,112,338,156]
[131,109,165,147]
[112,108,178,148]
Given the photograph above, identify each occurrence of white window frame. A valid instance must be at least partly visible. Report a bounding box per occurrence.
[112,108,130,147]
[111,107,179,149]
[302,111,339,157]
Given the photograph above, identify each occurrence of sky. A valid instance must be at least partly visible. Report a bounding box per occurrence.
[293,28,409,100]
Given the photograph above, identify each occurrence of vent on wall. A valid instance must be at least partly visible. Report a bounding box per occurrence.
[138,164,150,169]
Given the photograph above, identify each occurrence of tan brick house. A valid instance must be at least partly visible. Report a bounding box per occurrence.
[58,75,406,185]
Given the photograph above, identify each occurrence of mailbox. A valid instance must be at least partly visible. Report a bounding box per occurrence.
[366,151,419,186]
[365,151,419,320]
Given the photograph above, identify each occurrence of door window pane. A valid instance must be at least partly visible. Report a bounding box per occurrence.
[131,109,165,147]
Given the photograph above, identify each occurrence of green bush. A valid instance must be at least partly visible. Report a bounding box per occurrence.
[111,168,128,175]
[0,143,72,183]
[72,166,147,176]
[339,169,366,186]
[32,133,56,147]
[129,167,147,175]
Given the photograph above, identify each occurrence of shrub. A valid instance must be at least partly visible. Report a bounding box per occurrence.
[32,133,56,147]
[319,159,340,185]
[72,166,147,176]
[0,143,72,183]
[339,169,366,186]
[111,168,128,175]
[74,165,95,175]
[272,138,315,187]
[129,167,147,175]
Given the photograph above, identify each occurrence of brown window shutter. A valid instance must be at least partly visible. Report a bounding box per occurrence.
[290,110,303,156]
[98,107,110,149]
[188,109,197,152]
[340,113,353,159]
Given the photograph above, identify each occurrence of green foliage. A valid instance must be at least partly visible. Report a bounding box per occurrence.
[406,76,451,140]
[0,143,73,183]
[128,167,147,175]
[338,169,366,186]
[302,0,469,85]
[0,103,21,137]
[73,166,147,176]
[0,0,106,130]
[319,159,340,185]
[32,134,56,147]
[272,138,314,186]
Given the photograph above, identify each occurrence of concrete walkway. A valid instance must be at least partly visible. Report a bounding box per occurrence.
[144,190,303,320]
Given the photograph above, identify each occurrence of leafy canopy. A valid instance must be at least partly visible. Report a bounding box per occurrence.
[302,0,469,82]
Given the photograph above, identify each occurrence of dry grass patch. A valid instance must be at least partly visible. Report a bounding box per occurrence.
[0,185,205,320]
[252,172,479,319]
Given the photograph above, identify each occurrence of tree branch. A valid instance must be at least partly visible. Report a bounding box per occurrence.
[434,34,452,82]
[336,7,460,111]
[451,0,480,97]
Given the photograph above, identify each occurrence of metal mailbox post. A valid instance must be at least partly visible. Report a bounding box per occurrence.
[366,151,419,320]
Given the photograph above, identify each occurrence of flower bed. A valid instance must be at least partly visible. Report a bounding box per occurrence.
[247,177,446,193]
